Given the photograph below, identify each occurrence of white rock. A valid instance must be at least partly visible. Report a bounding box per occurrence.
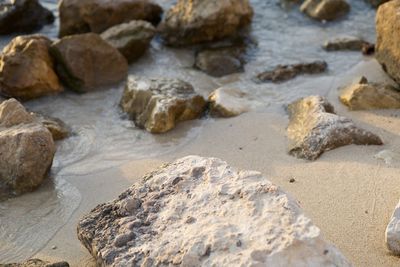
[208,87,250,117]
[386,200,400,255]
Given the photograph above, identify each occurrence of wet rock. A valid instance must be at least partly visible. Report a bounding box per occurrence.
[339,76,400,110]
[77,156,352,267]
[366,0,390,8]
[386,200,400,255]
[101,20,156,63]
[58,0,162,37]
[255,61,327,83]
[0,0,54,35]
[34,114,70,141]
[1,258,69,267]
[51,33,128,93]
[159,0,253,46]
[208,88,249,117]
[0,35,62,101]
[287,96,383,160]
[300,0,350,21]
[120,76,207,133]
[323,36,371,51]
[376,0,400,85]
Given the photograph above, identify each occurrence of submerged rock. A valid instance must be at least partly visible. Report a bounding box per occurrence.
[255,61,327,83]
[300,0,350,21]
[1,258,69,267]
[287,96,383,160]
[0,35,62,100]
[386,200,400,255]
[208,87,249,117]
[78,156,352,267]
[101,20,156,63]
[159,0,253,46]
[339,76,400,110]
[51,33,128,93]
[58,0,162,37]
[120,76,207,133]
[0,0,54,35]
[323,36,371,51]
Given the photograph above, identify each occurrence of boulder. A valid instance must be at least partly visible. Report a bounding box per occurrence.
[300,0,350,21]
[255,61,327,83]
[2,258,69,267]
[376,0,400,85]
[120,76,207,133]
[51,33,128,92]
[0,98,35,127]
[339,76,400,110]
[0,35,62,100]
[208,87,249,117]
[159,0,253,46]
[77,156,352,267]
[323,36,371,51]
[386,200,400,255]
[287,96,383,160]
[101,20,156,63]
[58,0,163,37]
[0,0,54,35]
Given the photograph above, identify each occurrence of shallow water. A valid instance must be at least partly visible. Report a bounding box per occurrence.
[0,0,379,263]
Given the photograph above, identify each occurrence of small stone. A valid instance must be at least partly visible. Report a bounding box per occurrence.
[323,36,370,51]
[300,0,350,21]
[208,88,250,118]
[289,178,296,183]
[52,245,57,250]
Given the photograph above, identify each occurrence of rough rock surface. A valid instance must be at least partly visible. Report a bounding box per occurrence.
[101,20,156,63]
[323,36,371,51]
[78,156,352,267]
[386,200,400,255]
[159,0,253,46]
[300,0,350,21]
[120,76,207,133]
[1,258,69,267]
[51,33,128,92]
[339,76,400,110]
[0,99,55,195]
[208,88,249,117]
[58,0,162,37]
[255,61,327,83]
[35,114,70,141]
[376,0,400,85]
[287,96,383,160]
[0,0,54,35]
[0,35,62,100]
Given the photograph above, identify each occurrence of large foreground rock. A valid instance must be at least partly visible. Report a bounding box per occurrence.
[2,258,69,267]
[120,76,207,133]
[58,0,162,37]
[0,0,54,35]
[51,33,128,92]
[300,0,350,21]
[376,0,400,84]
[159,0,253,46]
[78,156,352,266]
[386,200,400,255]
[0,35,62,100]
[287,96,383,160]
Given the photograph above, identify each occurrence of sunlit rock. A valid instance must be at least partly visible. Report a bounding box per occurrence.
[300,0,350,21]
[208,88,249,117]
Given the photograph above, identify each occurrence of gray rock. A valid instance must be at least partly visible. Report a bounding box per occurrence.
[386,199,400,255]
[323,36,371,51]
[300,0,350,21]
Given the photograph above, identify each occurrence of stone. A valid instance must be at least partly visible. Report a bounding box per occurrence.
[50,33,128,93]
[323,36,371,51]
[120,76,207,133]
[0,35,63,100]
[34,114,70,141]
[1,258,69,267]
[255,61,327,83]
[0,0,54,35]
[376,0,400,85]
[386,200,400,255]
[208,88,249,117]
[300,0,350,21]
[0,98,35,128]
[287,96,383,160]
[366,0,390,8]
[159,0,253,46]
[58,0,162,37]
[101,20,155,63]
[77,156,352,267]
[339,76,400,110]
[362,43,375,56]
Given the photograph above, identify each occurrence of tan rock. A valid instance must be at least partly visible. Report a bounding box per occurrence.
[208,88,249,117]
[0,98,35,127]
[35,114,70,141]
[300,0,350,21]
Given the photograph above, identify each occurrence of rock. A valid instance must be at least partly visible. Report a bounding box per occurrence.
[0,98,35,127]
[58,0,162,37]
[101,20,155,63]
[2,258,69,267]
[255,61,327,83]
[339,76,400,110]
[300,0,350,21]
[77,156,352,267]
[120,76,207,133]
[50,33,128,92]
[362,43,375,56]
[159,0,253,46]
[287,96,383,160]
[366,0,390,8]
[34,114,70,141]
[376,0,400,85]
[323,36,371,51]
[0,0,54,35]
[208,88,249,117]
[386,200,400,255]
[0,35,63,100]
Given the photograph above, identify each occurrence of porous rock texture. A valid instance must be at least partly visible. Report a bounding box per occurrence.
[77,156,352,267]
[58,0,162,37]
[120,76,207,133]
[208,87,249,117]
[386,199,400,255]
[0,35,62,100]
[300,0,350,21]
[159,0,254,46]
[287,96,383,160]
[51,33,128,92]
[1,258,69,267]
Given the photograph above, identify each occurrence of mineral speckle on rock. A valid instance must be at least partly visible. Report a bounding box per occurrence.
[287,95,383,160]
